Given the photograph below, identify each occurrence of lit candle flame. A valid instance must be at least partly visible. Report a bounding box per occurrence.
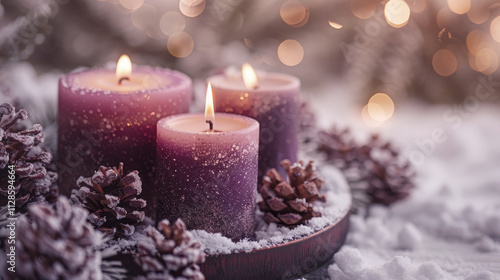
[205,82,215,129]
[242,63,258,89]
[116,54,132,85]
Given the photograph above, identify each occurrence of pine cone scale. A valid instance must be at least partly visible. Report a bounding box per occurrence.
[287,199,308,213]
[277,213,302,225]
[267,197,288,212]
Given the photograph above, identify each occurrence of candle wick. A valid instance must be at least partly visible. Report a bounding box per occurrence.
[118,77,130,85]
[205,120,214,131]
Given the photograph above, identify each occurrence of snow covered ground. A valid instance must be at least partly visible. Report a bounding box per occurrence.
[305,81,500,279]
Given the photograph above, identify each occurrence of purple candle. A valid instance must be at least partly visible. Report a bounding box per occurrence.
[156,85,259,240]
[209,64,300,180]
[57,55,191,217]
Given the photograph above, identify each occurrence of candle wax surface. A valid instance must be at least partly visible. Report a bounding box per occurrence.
[156,113,259,240]
[75,72,171,92]
[164,114,250,133]
[209,71,299,91]
[67,67,179,93]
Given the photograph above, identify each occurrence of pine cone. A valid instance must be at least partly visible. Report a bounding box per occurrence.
[317,127,360,171]
[0,103,58,209]
[258,159,326,227]
[317,128,415,207]
[71,162,146,237]
[134,219,205,280]
[11,196,102,280]
[357,135,415,206]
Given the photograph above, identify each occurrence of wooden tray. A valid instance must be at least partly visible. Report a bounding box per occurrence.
[200,209,350,280]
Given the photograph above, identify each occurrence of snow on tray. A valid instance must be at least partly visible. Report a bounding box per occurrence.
[192,166,352,255]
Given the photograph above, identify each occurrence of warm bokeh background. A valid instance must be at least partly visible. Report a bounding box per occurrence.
[0,0,499,136]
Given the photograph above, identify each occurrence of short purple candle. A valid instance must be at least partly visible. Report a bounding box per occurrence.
[57,55,192,217]
[156,111,259,240]
[209,65,300,180]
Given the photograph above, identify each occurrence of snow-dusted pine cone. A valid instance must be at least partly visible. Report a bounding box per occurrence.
[357,135,415,206]
[317,127,360,171]
[71,163,146,237]
[318,128,415,207]
[0,103,58,209]
[258,159,325,227]
[12,196,102,280]
[134,219,205,280]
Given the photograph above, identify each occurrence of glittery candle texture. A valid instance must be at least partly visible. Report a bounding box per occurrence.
[209,72,300,181]
[156,113,259,240]
[57,67,192,217]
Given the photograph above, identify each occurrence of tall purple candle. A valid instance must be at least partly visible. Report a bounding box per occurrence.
[209,64,300,180]
[57,55,191,217]
[156,102,259,240]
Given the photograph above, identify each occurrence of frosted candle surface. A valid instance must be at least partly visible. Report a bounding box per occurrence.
[57,67,192,217]
[209,72,300,180]
[156,113,259,240]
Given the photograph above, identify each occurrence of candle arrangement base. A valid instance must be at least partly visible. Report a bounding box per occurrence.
[197,166,352,280]
[200,214,349,280]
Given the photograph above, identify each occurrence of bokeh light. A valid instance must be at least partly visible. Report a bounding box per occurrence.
[130,3,160,36]
[410,0,427,13]
[432,49,458,76]
[447,0,471,15]
[367,93,395,122]
[243,38,253,48]
[384,0,410,28]
[278,39,304,66]
[119,0,144,10]
[328,21,343,29]
[468,53,479,72]
[280,0,309,28]
[167,32,194,58]
[179,0,205,17]
[362,105,384,127]
[160,12,186,36]
[466,29,488,55]
[467,3,489,24]
[491,16,500,43]
[351,0,377,20]
[475,48,498,75]
[437,8,454,29]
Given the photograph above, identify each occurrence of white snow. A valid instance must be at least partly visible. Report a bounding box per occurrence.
[328,246,498,280]
[397,223,422,251]
[313,84,500,279]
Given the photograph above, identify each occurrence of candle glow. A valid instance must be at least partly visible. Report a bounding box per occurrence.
[242,63,258,90]
[205,82,215,126]
[116,54,132,84]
